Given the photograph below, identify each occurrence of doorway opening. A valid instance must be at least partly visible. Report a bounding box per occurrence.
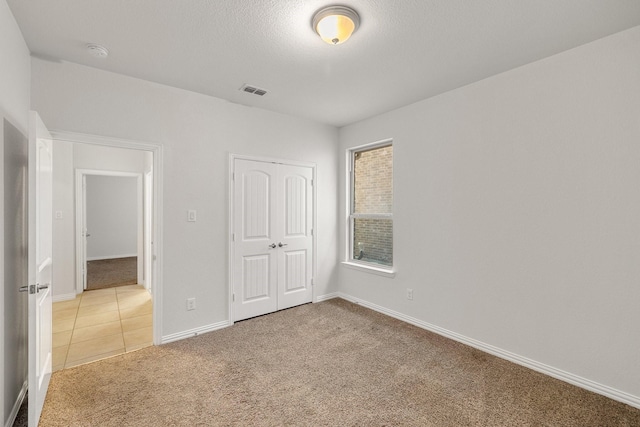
[78,172,144,292]
[49,132,163,371]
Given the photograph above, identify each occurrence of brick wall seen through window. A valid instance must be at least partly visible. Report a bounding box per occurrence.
[351,144,393,267]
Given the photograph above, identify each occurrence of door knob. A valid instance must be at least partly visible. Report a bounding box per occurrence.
[19,284,36,294]
[37,283,50,291]
[268,243,277,249]
[278,242,288,247]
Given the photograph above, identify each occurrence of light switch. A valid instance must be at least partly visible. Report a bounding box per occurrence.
[187,210,197,222]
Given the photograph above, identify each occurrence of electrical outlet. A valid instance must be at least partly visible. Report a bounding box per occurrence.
[186,298,196,311]
[187,210,197,222]
[407,288,413,300]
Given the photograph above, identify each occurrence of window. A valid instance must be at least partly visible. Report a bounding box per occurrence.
[348,141,393,270]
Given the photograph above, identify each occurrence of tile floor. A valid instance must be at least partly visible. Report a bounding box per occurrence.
[52,284,153,371]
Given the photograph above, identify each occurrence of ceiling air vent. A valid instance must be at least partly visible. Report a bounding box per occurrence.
[240,84,268,96]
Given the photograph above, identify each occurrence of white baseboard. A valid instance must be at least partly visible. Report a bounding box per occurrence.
[161,320,231,344]
[53,292,78,302]
[315,292,340,302]
[87,254,137,261]
[5,380,27,427]
[337,292,640,410]
[162,294,338,345]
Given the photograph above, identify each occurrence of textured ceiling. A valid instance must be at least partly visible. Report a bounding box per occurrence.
[7,0,640,127]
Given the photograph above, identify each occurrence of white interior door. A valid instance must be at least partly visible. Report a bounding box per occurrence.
[277,164,313,310]
[27,111,53,427]
[232,158,313,321]
[233,160,279,321]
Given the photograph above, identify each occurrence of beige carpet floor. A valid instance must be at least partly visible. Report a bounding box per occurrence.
[38,299,639,426]
[86,257,137,290]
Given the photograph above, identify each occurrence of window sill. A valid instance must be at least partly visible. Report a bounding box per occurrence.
[341,261,396,278]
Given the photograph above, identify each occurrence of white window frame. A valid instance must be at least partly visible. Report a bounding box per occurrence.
[343,139,395,277]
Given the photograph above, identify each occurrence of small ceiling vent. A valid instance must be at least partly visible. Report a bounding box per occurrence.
[240,84,268,96]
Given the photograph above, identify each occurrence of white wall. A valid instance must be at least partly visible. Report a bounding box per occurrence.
[51,143,147,298]
[339,26,640,404]
[52,140,75,299]
[0,0,31,424]
[31,58,340,338]
[86,175,138,260]
[74,143,147,173]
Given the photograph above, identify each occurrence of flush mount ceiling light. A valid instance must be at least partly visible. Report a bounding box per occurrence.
[86,43,109,58]
[312,5,360,45]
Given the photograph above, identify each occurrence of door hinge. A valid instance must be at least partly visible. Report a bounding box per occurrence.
[311,179,314,186]
[311,277,315,286]
[311,228,313,236]
[232,293,235,302]
[232,233,235,242]
[232,172,235,181]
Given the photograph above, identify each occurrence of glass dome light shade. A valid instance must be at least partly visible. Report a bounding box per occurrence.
[312,6,360,45]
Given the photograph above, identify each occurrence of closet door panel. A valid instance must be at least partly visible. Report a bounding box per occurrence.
[277,164,313,310]
[233,160,278,321]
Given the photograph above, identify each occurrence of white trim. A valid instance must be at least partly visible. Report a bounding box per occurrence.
[143,170,153,291]
[337,292,640,410]
[227,154,234,326]
[350,213,393,220]
[228,153,317,324]
[314,292,340,302]
[51,130,160,152]
[231,152,316,169]
[347,138,394,153]
[341,261,396,278]
[75,172,85,294]
[86,254,137,261]
[161,320,231,344]
[75,170,141,177]
[312,163,318,310]
[5,380,27,427]
[52,293,77,303]
[53,130,164,346]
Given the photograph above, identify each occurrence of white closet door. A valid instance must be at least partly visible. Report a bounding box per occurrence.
[277,164,313,310]
[232,159,314,321]
[233,160,279,321]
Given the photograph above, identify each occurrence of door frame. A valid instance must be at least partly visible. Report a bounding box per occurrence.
[144,170,154,293]
[52,130,164,345]
[228,153,317,324]
[75,170,144,293]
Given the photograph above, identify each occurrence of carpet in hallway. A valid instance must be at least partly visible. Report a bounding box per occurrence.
[86,257,137,290]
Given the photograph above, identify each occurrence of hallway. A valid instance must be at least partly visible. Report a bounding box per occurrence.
[52,285,153,371]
